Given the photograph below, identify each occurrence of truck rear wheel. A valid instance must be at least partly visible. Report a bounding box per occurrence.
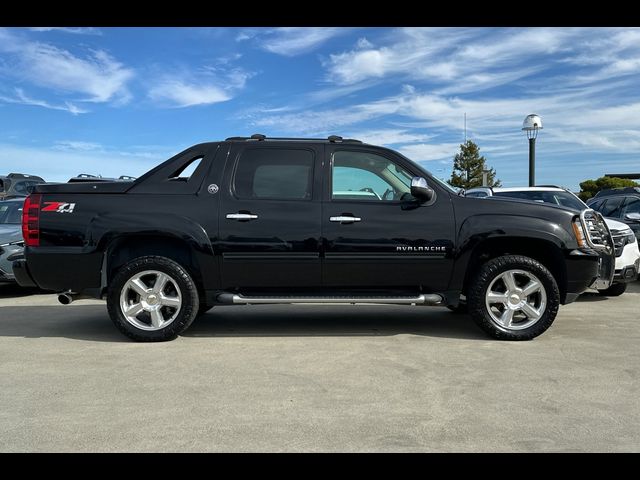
[467,255,560,340]
[107,256,200,342]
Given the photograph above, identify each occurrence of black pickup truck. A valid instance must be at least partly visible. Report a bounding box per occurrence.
[14,135,614,342]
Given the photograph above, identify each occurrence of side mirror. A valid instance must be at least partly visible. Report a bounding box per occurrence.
[410,176,434,203]
[625,212,640,222]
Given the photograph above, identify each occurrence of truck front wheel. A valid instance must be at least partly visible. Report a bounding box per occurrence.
[598,282,627,297]
[107,256,200,342]
[467,255,560,340]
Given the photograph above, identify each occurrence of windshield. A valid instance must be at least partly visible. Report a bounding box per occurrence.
[429,175,458,194]
[493,190,586,210]
[0,202,23,224]
[394,150,458,194]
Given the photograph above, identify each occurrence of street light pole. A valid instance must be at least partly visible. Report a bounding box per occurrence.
[528,137,535,187]
[522,114,543,187]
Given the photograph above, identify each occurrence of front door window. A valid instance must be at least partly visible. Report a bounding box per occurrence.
[332,151,412,202]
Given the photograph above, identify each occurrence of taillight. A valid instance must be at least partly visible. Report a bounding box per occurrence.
[22,193,41,247]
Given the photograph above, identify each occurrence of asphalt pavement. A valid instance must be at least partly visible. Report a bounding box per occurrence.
[0,282,638,452]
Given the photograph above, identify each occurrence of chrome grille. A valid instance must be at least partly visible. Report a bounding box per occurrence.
[580,210,613,251]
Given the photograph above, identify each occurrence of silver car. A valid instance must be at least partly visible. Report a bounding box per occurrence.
[0,198,24,283]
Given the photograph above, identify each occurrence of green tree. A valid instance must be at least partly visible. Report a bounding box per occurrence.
[449,140,501,189]
[578,176,639,201]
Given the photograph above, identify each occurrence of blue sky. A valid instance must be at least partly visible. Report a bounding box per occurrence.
[1,27,639,190]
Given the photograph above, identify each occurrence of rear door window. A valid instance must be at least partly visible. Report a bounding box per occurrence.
[233,148,314,200]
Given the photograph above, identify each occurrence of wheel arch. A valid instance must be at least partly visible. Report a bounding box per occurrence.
[88,212,219,297]
[449,215,573,303]
[460,236,567,303]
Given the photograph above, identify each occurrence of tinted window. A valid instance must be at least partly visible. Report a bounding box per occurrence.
[332,150,412,202]
[588,199,603,210]
[494,190,585,210]
[465,191,488,198]
[600,197,625,217]
[0,202,23,224]
[234,148,313,200]
[623,198,640,215]
[13,180,39,195]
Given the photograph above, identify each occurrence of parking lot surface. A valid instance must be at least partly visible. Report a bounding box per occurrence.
[0,282,638,452]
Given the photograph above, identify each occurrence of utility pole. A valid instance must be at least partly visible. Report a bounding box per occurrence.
[464,113,467,143]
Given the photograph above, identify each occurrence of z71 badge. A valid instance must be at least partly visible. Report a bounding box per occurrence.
[42,202,76,213]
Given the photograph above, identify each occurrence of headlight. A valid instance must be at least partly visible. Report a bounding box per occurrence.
[572,218,588,248]
[623,230,636,245]
[574,210,611,251]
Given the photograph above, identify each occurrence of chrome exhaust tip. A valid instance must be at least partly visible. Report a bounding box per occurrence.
[58,293,73,305]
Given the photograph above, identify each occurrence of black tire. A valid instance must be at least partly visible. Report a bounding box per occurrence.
[467,255,560,341]
[107,256,200,342]
[598,282,627,297]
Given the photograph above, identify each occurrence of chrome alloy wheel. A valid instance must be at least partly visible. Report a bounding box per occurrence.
[485,269,547,331]
[119,270,182,331]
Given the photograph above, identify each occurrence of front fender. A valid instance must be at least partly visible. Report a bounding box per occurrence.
[449,214,574,291]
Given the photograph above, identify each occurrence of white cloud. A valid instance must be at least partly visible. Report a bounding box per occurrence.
[53,140,103,151]
[0,88,88,115]
[399,142,461,162]
[240,27,350,56]
[148,63,254,108]
[149,79,231,108]
[342,129,432,145]
[28,27,102,35]
[0,28,133,104]
[322,27,585,95]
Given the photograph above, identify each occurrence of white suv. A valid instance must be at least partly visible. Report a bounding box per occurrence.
[464,186,640,296]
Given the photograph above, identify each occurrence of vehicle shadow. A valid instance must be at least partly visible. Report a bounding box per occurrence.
[187,305,487,340]
[576,291,609,302]
[0,284,43,299]
[0,304,488,342]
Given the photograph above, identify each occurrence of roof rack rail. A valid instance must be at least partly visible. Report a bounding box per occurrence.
[224,134,363,144]
[593,186,640,198]
[7,173,42,179]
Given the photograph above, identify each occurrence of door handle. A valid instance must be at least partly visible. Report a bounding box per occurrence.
[330,216,361,223]
[226,213,258,221]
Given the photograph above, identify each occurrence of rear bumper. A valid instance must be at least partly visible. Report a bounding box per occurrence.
[12,259,36,287]
[18,247,103,292]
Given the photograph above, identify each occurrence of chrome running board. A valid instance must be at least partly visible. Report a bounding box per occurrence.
[217,293,444,305]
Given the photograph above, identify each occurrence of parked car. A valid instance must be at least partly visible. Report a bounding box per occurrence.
[0,198,25,283]
[586,187,640,242]
[14,134,615,342]
[464,186,640,296]
[0,173,45,200]
[68,174,137,183]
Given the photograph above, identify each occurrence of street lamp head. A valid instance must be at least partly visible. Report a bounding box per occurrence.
[522,114,543,139]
